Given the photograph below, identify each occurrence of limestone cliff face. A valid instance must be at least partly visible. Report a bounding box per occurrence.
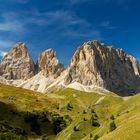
[0,40,139,96]
[0,43,35,80]
[64,41,140,95]
[38,49,64,78]
[19,49,64,92]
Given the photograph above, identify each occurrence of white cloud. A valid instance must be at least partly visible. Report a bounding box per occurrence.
[0,50,8,57]
[0,8,102,45]
[27,10,90,27]
[7,0,29,4]
[27,10,101,40]
[0,10,90,32]
[105,0,131,6]
[69,0,91,4]
[137,57,140,61]
[0,12,25,33]
[100,21,110,27]
[0,40,15,48]
[0,21,25,32]
[100,21,117,29]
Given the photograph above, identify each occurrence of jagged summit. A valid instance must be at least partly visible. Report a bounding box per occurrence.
[64,40,140,95]
[6,42,29,59]
[19,48,64,92]
[38,48,64,78]
[0,43,35,80]
[0,40,140,96]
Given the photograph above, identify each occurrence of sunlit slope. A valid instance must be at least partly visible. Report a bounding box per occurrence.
[1,83,140,140]
[55,90,140,140]
[100,93,140,140]
[54,90,123,140]
[0,84,64,139]
[0,84,101,139]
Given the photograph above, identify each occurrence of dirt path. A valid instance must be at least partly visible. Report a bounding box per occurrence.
[95,96,105,104]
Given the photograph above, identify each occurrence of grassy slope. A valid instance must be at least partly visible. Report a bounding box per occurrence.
[0,84,63,139]
[100,94,140,140]
[52,89,101,140]
[55,91,123,140]
[0,84,101,140]
[54,90,140,140]
[1,83,140,140]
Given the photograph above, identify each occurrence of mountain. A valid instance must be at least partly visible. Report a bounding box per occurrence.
[0,43,35,80]
[38,48,64,78]
[0,40,140,96]
[0,41,140,140]
[64,41,140,96]
[19,49,64,92]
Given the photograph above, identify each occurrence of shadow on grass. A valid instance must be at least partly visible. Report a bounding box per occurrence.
[0,101,68,139]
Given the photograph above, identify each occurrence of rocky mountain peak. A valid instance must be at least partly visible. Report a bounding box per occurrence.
[0,42,35,80]
[64,40,140,95]
[4,42,29,59]
[0,40,139,96]
[38,49,64,78]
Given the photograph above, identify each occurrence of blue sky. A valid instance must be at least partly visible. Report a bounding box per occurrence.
[0,0,140,67]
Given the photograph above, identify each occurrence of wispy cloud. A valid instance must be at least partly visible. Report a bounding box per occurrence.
[105,0,131,6]
[0,12,25,33]
[116,0,131,5]
[137,57,140,62]
[0,10,89,29]
[69,0,91,4]
[69,0,131,6]
[0,50,8,57]
[100,21,117,30]
[8,0,29,4]
[0,21,25,32]
[26,10,100,39]
[0,40,15,48]
[27,10,90,27]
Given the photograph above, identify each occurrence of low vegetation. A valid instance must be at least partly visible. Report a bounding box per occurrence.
[0,84,140,139]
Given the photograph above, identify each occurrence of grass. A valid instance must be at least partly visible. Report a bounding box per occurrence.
[0,84,65,139]
[0,83,140,140]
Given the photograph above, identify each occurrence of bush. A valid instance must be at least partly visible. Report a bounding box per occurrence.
[109,121,117,132]
[94,134,99,140]
[53,117,66,134]
[83,110,87,114]
[94,113,98,118]
[110,115,115,120]
[91,109,95,113]
[83,117,87,121]
[11,128,26,136]
[67,103,73,111]
[90,133,93,138]
[73,126,79,131]
[0,132,27,140]
[92,121,100,127]
[90,115,100,127]
[24,113,41,135]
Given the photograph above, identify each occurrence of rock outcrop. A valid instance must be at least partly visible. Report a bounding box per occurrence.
[38,49,64,78]
[19,49,64,92]
[0,43,35,80]
[64,41,140,96]
[0,40,140,96]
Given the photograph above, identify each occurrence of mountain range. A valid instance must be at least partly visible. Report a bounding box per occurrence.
[0,40,140,96]
[0,40,140,140]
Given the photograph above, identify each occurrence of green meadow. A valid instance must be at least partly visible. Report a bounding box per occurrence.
[0,84,140,140]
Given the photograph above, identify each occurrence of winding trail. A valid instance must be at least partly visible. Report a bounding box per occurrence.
[95,96,105,104]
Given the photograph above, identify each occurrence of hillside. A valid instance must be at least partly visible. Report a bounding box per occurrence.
[0,83,140,139]
[0,84,66,139]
